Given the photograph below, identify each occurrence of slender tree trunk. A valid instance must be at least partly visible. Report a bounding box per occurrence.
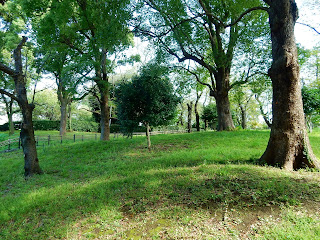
[260,0,320,170]
[187,102,192,133]
[255,95,272,128]
[204,120,208,131]
[8,112,14,135]
[239,105,247,129]
[68,102,72,131]
[195,93,201,132]
[146,123,151,151]
[100,90,110,141]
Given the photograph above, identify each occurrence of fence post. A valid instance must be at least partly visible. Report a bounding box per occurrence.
[60,135,62,144]
[48,135,50,145]
[18,137,21,149]
[8,139,10,151]
[36,136,39,146]
[74,134,76,142]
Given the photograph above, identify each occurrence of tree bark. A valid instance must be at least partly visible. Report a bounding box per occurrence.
[239,105,247,129]
[99,89,110,141]
[146,123,151,151]
[68,102,72,131]
[214,69,235,131]
[195,93,201,132]
[215,92,235,131]
[59,98,68,136]
[8,112,14,135]
[57,84,70,136]
[260,0,320,170]
[187,102,192,133]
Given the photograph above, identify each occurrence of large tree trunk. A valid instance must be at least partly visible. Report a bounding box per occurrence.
[214,69,235,131]
[187,102,192,133]
[19,99,42,177]
[215,92,235,131]
[260,0,320,170]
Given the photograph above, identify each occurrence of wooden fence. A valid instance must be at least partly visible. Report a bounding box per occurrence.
[0,129,191,154]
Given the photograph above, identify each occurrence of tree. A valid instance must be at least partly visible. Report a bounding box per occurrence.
[35,46,90,135]
[22,0,134,140]
[0,2,42,176]
[136,0,269,131]
[201,103,218,130]
[115,64,179,150]
[0,37,42,177]
[260,0,320,170]
[32,89,60,121]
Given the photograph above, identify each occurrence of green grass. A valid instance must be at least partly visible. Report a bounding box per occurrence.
[1,130,320,239]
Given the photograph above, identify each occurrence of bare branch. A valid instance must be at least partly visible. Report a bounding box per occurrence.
[225,7,269,28]
[297,22,320,35]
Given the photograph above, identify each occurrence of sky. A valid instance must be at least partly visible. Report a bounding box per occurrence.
[0,0,319,125]
[295,0,320,48]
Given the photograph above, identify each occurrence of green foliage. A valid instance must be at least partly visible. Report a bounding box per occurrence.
[201,103,218,129]
[32,89,61,121]
[70,119,99,132]
[302,86,320,116]
[115,63,180,134]
[33,120,60,130]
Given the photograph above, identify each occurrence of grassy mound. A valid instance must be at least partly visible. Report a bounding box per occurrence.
[1,130,320,239]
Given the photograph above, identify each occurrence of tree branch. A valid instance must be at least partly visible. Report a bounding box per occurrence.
[225,7,269,28]
[0,63,16,76]
[0,89,19,103]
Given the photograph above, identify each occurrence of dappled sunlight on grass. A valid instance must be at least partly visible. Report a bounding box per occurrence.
[1,130,320,239]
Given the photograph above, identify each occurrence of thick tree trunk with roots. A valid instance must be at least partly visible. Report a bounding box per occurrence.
[260,0,320,170]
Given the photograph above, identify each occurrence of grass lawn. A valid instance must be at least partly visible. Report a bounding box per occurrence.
[1,130,320,239]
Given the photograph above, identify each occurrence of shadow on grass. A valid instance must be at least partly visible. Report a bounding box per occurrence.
[1,131,320,239]
[1,161,320,239]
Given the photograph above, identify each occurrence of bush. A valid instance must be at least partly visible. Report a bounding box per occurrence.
[0,123,9,131]
[70,120,99,132]
[33,120,60,130]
